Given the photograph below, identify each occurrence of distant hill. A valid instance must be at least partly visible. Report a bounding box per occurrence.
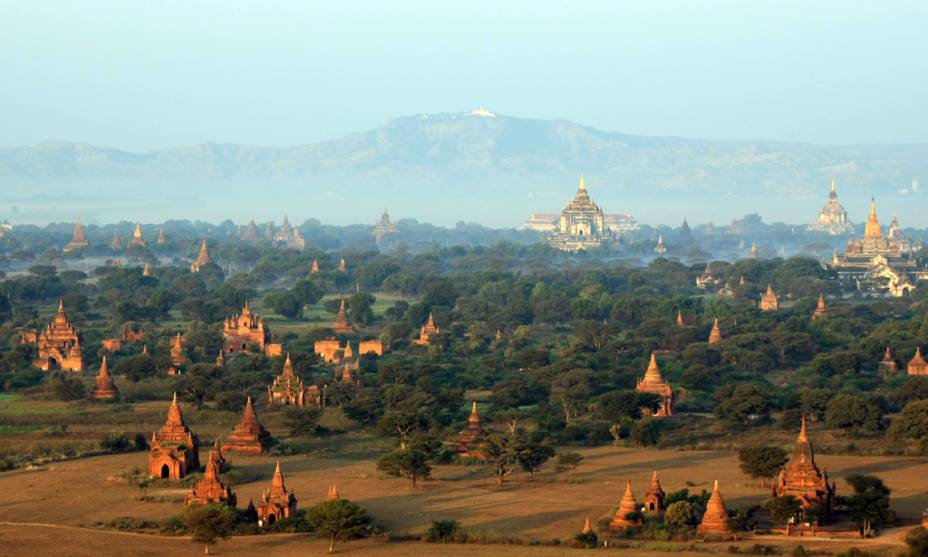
[1,111,924,225]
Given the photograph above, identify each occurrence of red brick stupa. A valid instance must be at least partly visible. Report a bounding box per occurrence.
[644,470,665,513]
[332,299,354,334]
[91,355,118,401]
[771,417,835,520]
[636,353,674,416]
[610,480,642,529]
[223,397,272,454]
[455,401,487,459]
[148,393,200,479]
[184,457,236,507]
[908,348,928,375]
[257,462,298,525]
[697,480,731,537]
[708,319,722,345]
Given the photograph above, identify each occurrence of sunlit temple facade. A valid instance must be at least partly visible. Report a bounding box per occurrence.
[808,179,853,235]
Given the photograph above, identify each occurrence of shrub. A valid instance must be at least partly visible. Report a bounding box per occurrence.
[427,520,463,542]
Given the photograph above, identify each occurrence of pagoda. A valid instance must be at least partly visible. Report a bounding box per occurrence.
[455,401,487,459]
[130,222,146,247]
[190,239,210,272]
[310,260,320,274]
[636,353,673,416]
[170,333,186,367]
[148,393,200,479]
[34,300,84,372]
[207,439,226,473]
[697,481,731,537]
[643,471,665,513]
[373,208,398,242]
[268,354,320,407]
[327,484,340,500]
[223,302,273,355]
[908,348,928,375]
[241,219,260,245]
[750,243,760,258]
[675,311,684,327]
[63,218,90,252]
[110,228,123,250]
[696,264,720,290]
[808,178,853,235]
[332,299,354,334]
[223,397,272,454]
[546,176,614,252]
[708,319,722,345]
[257,462,298,525]
[273,215,304,249]
[338,258,347,272]
[156,228,166,245]
[759,284,779,311]
[811,294,827,320]
[91,355,118,401]
[184,457,235,507]
[654,235,667,255]
[414,313,439,346]
[610,480,642,529]
[771,417,835,521]
[878,347,897,374]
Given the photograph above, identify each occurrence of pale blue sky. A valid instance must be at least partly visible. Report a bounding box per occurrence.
[0,0,925,150]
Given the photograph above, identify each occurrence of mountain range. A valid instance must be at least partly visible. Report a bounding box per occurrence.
[1,110,924,226]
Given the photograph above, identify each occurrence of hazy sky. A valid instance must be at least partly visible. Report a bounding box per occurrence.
[1,1,925,151]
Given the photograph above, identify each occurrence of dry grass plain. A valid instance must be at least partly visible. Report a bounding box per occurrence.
[0,440,925,556]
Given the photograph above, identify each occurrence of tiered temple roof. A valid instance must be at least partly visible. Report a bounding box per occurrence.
[184,457,235,507]
[546,176,615,252]
[223,302,274,355]
[811,294,827,320]
[759,284,779,311]
[456,401,487,459]
[190,239,211,272]
[636,353,673,416]
[771,417,835,520]
[332,299,354,334]
[644,471,665,513]
[223,397,272,454]
[149,393,200,479]
[414,313,439,346]
[708,319,722,345]
[908,348,928,375]
[808,178,853,235]
[111,228,123,250]
[610,480,642,529]
[374,208,398,241]
[268,354,320,407]
[63,218,90,252]
[91,355,118,401]
[257,462,298,525]
[879,347,898,374]
[34,301,84,372]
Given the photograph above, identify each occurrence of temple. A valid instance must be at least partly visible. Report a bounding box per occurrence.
[130,223,146,247]
[759,284,779,311]
[544,176,616,251]
[190,239,211,272]
[811,294,827,320]
[414,313,439,346]
[708,319,722,345]
[156,228,166,245]
[148,393,200,479]
[908,348,928,375]
[257,462,298,525]
[170,333,186,367]
[610,480,642,529]
[268,354,320,407]
[91,355,118,401]
[34,301,84,372]
[643,471,665,513]
[808,179,853,235]
[879,347,897,374]
[111,228,123,250]
[654,235,667,255]
[373,208,398,242]
[241,219,260,245]
[697,481,731,537]
[332,299,354,334]
[273,215,305,249]
[223,302,281,356]
[184,457,235,507]
[696,264,720,290]
[63,218,90,252]
[830,199,926,297]
[310,260,320,274]
[223,397,272,454]
[771,417,835,521]
[636,353,673,416]
[455,401,487,459]
[338,258,347,272]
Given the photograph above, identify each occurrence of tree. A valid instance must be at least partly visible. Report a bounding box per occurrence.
[376,410,429,449]
[714,383,770,425]
[264,291,302,319]
[549,369,592,426]
[664,500,695,528]
[556,452,584,483]
[766,495,802,526]
[738,446,787,486]
[515,441,555,481]
[284,407,322,438]
[825,394,882,435]
[348,292,376,326]
[842,474,892,537]
[481,433,518,487]
[903,526,928,557]
[184,503,236,555]
[48,373,86,402]
[377,448,431,487]
[888,400,928,444]
[305,499,372,553]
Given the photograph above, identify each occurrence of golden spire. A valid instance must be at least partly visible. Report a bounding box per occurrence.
[582,515,592,534]
[272,461,285,489]
[578,175,586,191]
[864,198,881,239]
[327,483,340,500]
[798,414,808,443]
[468,400,480,423]
[642,352,664,384]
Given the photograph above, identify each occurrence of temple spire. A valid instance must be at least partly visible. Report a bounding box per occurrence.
[327,483,339,500]
[272,461,285,490]
[798,414,808,443]
[864,198,881,239]
[578,175,586,191]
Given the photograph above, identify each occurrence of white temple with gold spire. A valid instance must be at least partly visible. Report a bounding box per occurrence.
[542,176,617,251]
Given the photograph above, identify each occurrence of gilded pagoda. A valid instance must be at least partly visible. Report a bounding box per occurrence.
[374,208,398,242]
[190,239,211,272]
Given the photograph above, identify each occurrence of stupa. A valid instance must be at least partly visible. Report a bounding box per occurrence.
[223,397,272,454]
[91,355,118,401]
